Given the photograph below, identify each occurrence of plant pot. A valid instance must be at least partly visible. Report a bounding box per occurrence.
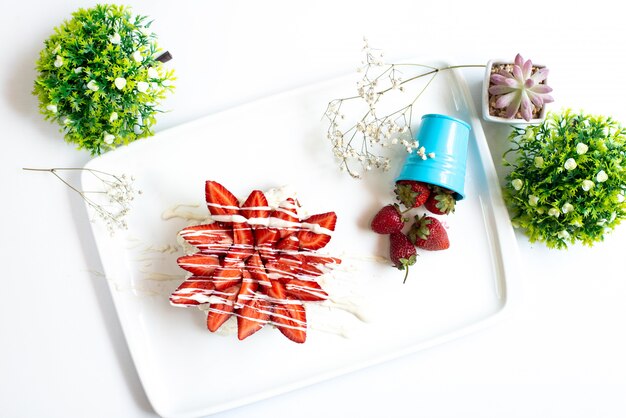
[396,114,471,200]
[482,59,548,125]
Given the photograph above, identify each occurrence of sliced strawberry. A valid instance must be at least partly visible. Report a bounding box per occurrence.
[265,257,299,279]
[169,277,215,306]
[254,227,279,260]
[237,296,271,340]
[179,223,233,254]
[275,235,300,252]
[211,254,244,290]
[264,276,287,300]
[205,181,240,216]
[207,285,240,332]
[300,253,342,266]
[232,223,254,260]
[236,270,258,305]
[246,252,271,288]
[241,190,270,225]
[271,198,300,238]
[283,279,328,301]
[295,262,324,277]
[298,212,337,250]
[272,299,307,343]
[177,253,220,276]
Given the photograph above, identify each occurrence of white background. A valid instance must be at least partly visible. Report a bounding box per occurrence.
[1,1,625,417]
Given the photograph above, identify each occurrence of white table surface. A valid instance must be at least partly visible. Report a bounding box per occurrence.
[2,1,625,417]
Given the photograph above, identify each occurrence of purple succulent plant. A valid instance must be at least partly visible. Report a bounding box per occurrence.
[489,54,554,121]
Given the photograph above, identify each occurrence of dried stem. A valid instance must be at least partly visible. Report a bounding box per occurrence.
[324,39,484,178]
[23,167,140,234]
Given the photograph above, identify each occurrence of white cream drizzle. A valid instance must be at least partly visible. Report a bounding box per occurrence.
[161,204,205,221]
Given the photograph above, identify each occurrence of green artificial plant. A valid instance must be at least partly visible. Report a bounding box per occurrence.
[503,110,626,249]
[33,4,175,155]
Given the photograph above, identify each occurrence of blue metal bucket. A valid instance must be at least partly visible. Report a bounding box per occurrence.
[396,114,471,200]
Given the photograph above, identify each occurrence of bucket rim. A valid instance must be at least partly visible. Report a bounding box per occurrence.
[421,113,471,130]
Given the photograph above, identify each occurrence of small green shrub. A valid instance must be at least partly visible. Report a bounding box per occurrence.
[503,110,626,249]
[33,4,175,155]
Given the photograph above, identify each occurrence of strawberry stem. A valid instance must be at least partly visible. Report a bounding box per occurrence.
[403,265,409,284]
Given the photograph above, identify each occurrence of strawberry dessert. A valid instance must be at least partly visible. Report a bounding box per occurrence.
[170,181,340,344]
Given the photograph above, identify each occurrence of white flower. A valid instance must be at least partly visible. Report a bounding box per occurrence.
[136,81,149,93]
[618,193,625,203]
[62,117,72,125]
[103,132,115,144]
[557,230,570,239]
[528,195,539,206]
[86,80,99,91]
[596,170,608,182]
[561,203,574,213]
[54,55,63,68]
[52,45,61,54]
[147,67,159,79]
[581,180,594,191]
[74,67,83,74]
[109,112,118,122]
[548,208,560,218]
[109,32,121,45]
[534,156,544,168]
[576,143,588,155]
[114,77,127,90]
[132,50,143,62]
[46,104,57,113]
[512,179,523,191]
[564,158,577,171]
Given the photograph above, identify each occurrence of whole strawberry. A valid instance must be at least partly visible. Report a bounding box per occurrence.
[408,215,450,251]
[424,186,456,215]
[371,204,404,234]
[389,232,417,283]
[395,180,430,209]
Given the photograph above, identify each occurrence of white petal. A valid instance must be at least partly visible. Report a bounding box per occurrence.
[114,77,127,90]
[564,158,577,170]
[596,170,608,182]
[136,81,149,93]
[110,33,121,45]
[103,133,115,144]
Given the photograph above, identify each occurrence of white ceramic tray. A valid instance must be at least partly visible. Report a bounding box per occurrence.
[82,61,520,418]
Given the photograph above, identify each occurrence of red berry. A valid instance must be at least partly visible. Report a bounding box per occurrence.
[395,180,431,209]
[389,232,417,283]
[371,204,404,234]
[424,187,456,215]
[407,215,450,251]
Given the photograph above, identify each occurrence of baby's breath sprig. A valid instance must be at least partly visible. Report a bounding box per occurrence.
[23,167,141,235]
[503,110,626,249]
[33,4,175,155]
[324,38,483,178]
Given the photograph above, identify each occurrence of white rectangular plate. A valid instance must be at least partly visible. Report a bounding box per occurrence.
[83,61,520,418]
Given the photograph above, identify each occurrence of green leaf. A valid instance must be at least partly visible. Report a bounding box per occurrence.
[33,4,175,155]
[502,110,626,249]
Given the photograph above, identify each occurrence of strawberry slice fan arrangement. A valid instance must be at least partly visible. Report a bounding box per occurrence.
[170,181,341,344]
